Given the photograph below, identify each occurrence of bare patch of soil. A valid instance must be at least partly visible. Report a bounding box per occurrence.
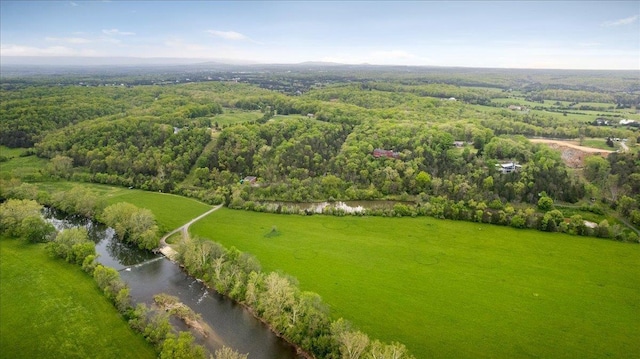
[529,139,613,168]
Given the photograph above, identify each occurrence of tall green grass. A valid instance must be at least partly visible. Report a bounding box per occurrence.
[0,154,48,178]
[191,209,640,359]
[0,237,156,358]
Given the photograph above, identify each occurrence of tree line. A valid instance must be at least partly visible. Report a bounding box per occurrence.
[177,235,416,359]
[0,193,249,359]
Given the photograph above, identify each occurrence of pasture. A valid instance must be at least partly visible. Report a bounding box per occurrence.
[0,237,156,358]
[33,182,213,232]
[0,151,48,179]
[214,109,263,127]
[191,208,640,359]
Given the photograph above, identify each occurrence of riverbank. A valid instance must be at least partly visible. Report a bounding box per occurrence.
[0,236,156,358]
[160,238,313,359]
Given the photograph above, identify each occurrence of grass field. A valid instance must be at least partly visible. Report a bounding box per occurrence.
[33,182,213,232]
[580,138,618,151]
[0,153,48,178]
[0,237,156,358]
[190,208,640,359]
[0,145,29,158]
[215,109,263,126]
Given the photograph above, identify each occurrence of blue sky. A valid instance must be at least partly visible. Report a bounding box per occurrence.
[1,1,638,69]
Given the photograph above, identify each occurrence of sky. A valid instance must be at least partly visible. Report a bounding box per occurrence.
[1,1,639,70]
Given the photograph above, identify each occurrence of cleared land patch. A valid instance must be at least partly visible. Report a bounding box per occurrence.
[191,208,640,359]
[530,138,613,168]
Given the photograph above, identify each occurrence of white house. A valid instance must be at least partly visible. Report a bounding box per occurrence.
[496,162,522,174]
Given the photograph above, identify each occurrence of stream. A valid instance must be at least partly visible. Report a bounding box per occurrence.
[44,208,301,359]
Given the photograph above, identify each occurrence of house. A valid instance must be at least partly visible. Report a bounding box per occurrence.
[448,97,457,101]
[307,113,315,118]
[619,119,636,125]
[373,148,400,159]
[453,141,465,148]
[508,105,522,111]
[496,162,521,174]
[241,176,257,185]
[594,118,610,126]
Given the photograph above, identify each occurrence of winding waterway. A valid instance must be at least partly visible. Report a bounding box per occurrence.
[45,208,301,359]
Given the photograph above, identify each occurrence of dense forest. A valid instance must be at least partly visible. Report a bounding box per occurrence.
[1,65,639,240]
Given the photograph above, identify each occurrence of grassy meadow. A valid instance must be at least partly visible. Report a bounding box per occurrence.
[33,181,212,232]
[0,147,48,179]
[0,237,156,358]
[214,109,263,127]
[190,208,640,359]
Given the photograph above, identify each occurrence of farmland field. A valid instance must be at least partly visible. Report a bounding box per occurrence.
[0,237,156,358]
[190,208,640,359]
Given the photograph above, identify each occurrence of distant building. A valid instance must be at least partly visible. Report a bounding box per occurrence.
[241,176,257,185]
[496,162,522,174]
[373,148,400,159]
[448,97,457,101]
[619,119,636,125]
[453,141,465,148]
[594,118,610,126]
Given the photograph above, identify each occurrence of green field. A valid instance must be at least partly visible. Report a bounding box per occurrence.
[33,182,213,232]
[0,153,48,179]
[0,145,29,158]
[190,208,640,359]
[0,237,156,358]
[580,138,618,151]
[215,109,263,126]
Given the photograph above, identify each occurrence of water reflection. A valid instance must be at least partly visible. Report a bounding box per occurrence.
[259,199,409,214]
[44,208,157,270]
[43,208,301,359]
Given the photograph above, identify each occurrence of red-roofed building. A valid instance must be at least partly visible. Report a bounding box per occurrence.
[373,148,400,159]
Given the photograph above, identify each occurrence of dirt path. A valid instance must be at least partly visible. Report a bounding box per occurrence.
[159,204,223,248]
[529,138,614,154]
[529,138,614,168]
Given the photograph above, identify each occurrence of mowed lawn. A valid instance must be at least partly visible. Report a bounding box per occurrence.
[191,208,640,359]
[0,237,156,358]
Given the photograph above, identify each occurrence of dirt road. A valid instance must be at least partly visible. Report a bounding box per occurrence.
[159,204,223,248]
[529,138,614,154]
[529,138,613,168]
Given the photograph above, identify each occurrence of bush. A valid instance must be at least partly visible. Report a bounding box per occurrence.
[537,196,554,211]
[46,228,96,265]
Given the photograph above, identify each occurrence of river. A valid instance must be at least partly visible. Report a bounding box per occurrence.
[44,208,301,359]
[258,199,410,214]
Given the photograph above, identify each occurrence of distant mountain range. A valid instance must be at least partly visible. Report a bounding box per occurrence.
[2,56,637,77]
[0,56,258,66]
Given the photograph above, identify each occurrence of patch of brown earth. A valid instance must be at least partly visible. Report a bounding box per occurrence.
[529,139,613,168]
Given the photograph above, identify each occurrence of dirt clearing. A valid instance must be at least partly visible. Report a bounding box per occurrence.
[529,138,613,168]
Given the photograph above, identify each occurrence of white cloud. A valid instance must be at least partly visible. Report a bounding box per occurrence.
[69,1,79,7]
[602,14,639,27]
[0,44,98,56]
[206,30,248,41]
[102,29,136,36]
[578,42,601,48]
[45,36,92,44]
